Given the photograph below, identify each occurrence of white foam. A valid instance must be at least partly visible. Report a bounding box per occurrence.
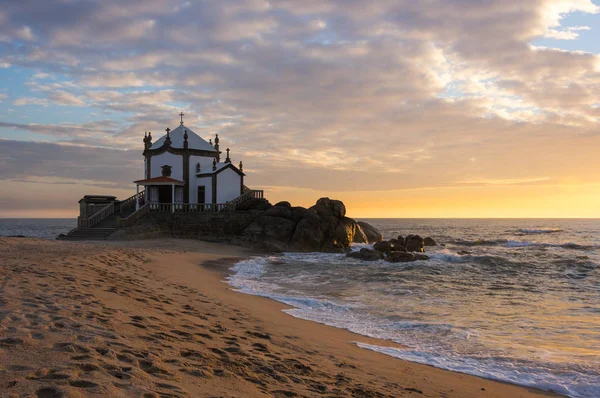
[519,228,564,234]
[354,342,598,398]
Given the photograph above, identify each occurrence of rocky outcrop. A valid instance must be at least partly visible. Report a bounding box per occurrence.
[239,197,379,253]
[357,221,383,243]
[290,198,355,252]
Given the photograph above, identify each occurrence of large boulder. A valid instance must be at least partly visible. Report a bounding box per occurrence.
[405,234,425,252]
[263,205,307,222]
[357,221,383,243]
[347,248,384,261]
[353,224,369,244]
[290,198,355,252]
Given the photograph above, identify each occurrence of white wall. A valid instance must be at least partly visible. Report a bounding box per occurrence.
[188,155,216,203]
[192,176,212,204]
[217,168,241,203]
[189,155,215,175]
[150,152,183,180]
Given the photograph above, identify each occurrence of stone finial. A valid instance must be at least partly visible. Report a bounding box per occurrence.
[143,131,152,150]
[225,148,231,163]
[239,160,243,172]
[148,132,152,141]
[209,138,213,145]
[196,162,201,173]
[215,134,220,162]
[165,127,171,146]
[212,158,217,171]
[183,129,188,149]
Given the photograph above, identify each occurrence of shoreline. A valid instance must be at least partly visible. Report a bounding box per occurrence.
[0,237,562,397]
[197,251,565,398]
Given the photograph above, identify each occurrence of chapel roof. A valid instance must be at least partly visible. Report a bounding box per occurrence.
[150,124,217,152]
[133,176,185,186]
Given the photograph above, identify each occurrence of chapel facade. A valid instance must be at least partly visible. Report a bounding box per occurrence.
[134,113,246,207]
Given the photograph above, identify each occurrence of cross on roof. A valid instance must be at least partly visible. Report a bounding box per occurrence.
[179,112,185,124]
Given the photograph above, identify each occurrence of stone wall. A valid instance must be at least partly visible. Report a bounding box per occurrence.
[109,211,262,241]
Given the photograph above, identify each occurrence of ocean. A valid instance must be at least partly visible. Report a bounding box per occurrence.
[0,218,76,240]
[227,219,600,398]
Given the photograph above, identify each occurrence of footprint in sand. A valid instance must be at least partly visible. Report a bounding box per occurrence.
[35,387,65,398]
[0,337,24,346]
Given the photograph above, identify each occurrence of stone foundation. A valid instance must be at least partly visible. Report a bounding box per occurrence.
[109,211,262,241]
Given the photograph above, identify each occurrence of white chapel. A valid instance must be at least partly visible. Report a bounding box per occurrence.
[134,113,248,209]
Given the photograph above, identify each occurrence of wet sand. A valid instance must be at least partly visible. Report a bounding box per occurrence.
[0,237,561,397]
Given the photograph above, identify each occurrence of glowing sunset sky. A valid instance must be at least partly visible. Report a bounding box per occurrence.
[1,0,599,218]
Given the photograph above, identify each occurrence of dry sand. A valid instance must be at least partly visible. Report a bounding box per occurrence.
[0,237,561,398]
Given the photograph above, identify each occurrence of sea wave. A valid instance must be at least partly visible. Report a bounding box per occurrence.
[518,228,564,234]
[447,239,595,251]
[227,249,600,398]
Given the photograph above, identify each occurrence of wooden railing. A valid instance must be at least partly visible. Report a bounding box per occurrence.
[149,203,233,213]
[117,203,149,229]
[78,202,114,228]
[116,190,145,214]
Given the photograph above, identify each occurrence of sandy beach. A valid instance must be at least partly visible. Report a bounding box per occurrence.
[0,237,560,398]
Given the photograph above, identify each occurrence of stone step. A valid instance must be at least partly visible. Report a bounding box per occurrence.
[60,228,116,240]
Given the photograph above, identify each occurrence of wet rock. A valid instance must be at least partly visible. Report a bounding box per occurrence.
[424,237,437,246]
[386,252,429,263]
[373,241,394,252]
[405,235,425,252]
[385,252,416,263]
[347,248,384,261]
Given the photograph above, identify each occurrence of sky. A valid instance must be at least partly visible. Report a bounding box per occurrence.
[1,0,599,218]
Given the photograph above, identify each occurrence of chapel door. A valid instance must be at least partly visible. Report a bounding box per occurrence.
[158,186,172,203]
[197,186,206,204]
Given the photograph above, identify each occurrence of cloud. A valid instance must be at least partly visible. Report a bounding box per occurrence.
[0,0,599,215]
[12,97,48,106]
[32,72,52,79]
[48,91,87,106]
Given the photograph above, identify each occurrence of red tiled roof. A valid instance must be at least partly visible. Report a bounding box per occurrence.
[133,176,185,185]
